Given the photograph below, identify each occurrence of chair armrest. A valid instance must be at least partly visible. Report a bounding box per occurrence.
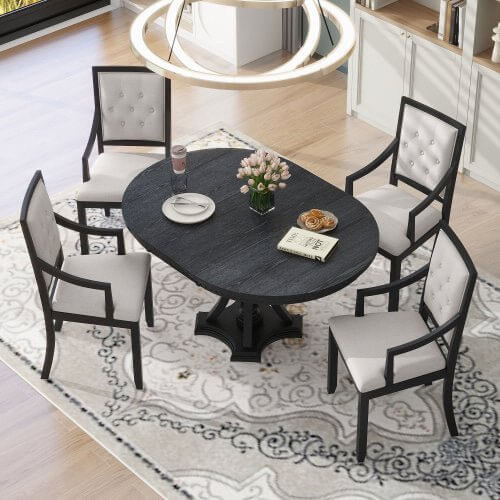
[36,257,114,319]
[406,170,452,242]
[384,313,460,385]
[82,111,98,182]
[54,213,126,255]
[355,264,429,317]
[345,138,398,195]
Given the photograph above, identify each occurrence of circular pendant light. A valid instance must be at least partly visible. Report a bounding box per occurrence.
[129,0,355,90]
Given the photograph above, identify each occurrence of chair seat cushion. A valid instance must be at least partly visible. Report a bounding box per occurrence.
[77,152,160,203]
[330,311,446,392]
[53,252,151,322]
[356,184,441,256]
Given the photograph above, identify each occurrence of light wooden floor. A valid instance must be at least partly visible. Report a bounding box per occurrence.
[0,7,499,499]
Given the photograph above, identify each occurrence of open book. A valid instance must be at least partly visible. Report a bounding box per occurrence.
[277,227,338,262]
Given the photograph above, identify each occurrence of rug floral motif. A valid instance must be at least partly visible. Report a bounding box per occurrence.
[0,129,499,500]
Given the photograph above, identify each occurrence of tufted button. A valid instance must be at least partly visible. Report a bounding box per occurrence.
[420,150,424,156]
[435,159,440,165]
[139,121,145,127]
[430,140,435,145]
[149,107,155,113]
[409,160,414,167]
[446,276,451,283]
[121,121,125,127]
[119,91,124,97]
[138,92,144,99]
[425,168,430,174]
[415,131,419,137]
[130,106,134,112]
[403,142,408,148]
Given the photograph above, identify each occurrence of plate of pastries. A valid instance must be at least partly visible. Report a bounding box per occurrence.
[297,208,338,233]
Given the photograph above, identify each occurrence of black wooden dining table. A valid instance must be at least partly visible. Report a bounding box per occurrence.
[122,148,379,362]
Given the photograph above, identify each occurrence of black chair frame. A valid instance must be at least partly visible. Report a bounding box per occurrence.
[20,171,154,390]
[78,65,172,254]
[327,223,477,462]
[345,96,466,311]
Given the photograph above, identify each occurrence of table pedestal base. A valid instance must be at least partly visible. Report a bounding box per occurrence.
[195,300,303,362]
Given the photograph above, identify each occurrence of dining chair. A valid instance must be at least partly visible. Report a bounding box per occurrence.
[20,171,154,390]
[345,96,466,311]
[327,223,476,462]
[77,65,171,254]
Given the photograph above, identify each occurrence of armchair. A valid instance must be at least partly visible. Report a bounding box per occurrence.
[346,97,466,311]
[328,224,477,462]
[20,171,154,390]
[77,66,171,254]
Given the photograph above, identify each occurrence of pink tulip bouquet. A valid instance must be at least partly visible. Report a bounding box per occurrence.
[236,150,291,214]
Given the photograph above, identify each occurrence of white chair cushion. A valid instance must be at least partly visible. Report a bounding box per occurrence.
[357,184,441,256]
[424,230,470,342]
[77,152,159,203]
[53,252,151,322]
[98,71,166,142]
[330,311,446,393]
[396,104,458,191]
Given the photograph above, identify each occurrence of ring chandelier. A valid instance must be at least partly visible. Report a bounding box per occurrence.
[129,0,356,90]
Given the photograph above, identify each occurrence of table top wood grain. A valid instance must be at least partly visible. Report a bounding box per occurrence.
[122,148,379,304]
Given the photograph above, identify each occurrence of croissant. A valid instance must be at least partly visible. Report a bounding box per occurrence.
[309,209,324,218]
[304,216,323,231]
[320,216,336,229]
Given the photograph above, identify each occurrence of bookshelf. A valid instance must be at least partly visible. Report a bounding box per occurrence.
[474,47,500,73]
[348,0,500,191]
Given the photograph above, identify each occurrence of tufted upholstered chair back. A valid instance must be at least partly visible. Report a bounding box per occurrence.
[93,66,170,148]
[396,104,458,191]
[20,172,61,290]
[423,227,476,344]
[390,97,466,221]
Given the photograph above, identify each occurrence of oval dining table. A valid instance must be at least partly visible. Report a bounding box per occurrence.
[122,148,379,362]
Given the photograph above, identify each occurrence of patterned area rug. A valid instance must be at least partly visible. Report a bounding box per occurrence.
[0,129,499,500]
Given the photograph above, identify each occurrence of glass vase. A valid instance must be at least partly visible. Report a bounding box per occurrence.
[249,187,275,215]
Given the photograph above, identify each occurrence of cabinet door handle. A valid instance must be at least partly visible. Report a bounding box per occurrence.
[407,34,412,39]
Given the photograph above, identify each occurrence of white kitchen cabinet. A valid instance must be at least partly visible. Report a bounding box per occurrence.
[347,0,500,191]
[351,9,407,133]
[350,9,462,134]
[404,33,462,119]
[463,63,500,190]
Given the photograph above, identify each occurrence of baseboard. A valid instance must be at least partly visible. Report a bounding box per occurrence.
[0,1,120,53]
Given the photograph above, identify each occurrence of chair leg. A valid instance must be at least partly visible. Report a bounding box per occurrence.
[145,271,154,328]
[356,394,369,463]
[131,325,143,390]
[77,202,90,255]
[388,257,402,312]
[41,317,56,379]
[54,319,63,332]
[104,207,111,217]
[443,376,458,436]
[327,329,338,394]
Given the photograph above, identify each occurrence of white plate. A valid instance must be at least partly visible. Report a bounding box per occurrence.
[170,193,210,215]
[162,193,215,224]
[297,210,338,233]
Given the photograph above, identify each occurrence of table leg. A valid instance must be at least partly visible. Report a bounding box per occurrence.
[271,305,293,325]
[194,300,303,362]
[242,302,253,348]
[206,297,230,323]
